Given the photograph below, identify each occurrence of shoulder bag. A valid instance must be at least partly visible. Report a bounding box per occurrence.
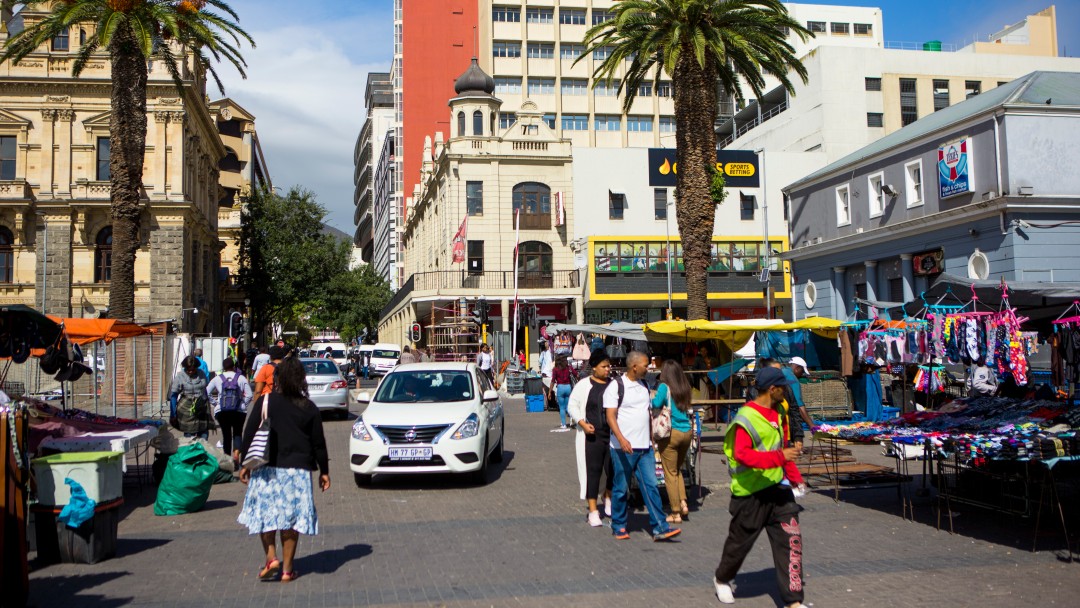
[242,394,272,471]
[651,390,672,441]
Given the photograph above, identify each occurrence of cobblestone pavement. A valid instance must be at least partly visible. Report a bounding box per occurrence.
[27,395,1079,607]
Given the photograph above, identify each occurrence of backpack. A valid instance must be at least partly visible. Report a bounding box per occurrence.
[614,374,649,408]
[219,372,243,412]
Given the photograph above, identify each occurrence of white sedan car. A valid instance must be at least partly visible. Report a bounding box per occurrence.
[349,362,505,486]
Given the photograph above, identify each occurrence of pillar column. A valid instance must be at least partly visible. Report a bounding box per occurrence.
[900,254,915,303]
[39,110,56,195]
[832,267,847,320]
[864,260,878,302]
[574,297,584,324]
[56,110,74,195]
[501,298,511,332]
[153,112,169,197]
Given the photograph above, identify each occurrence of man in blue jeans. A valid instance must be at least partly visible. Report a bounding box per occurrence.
[604,350,682,541]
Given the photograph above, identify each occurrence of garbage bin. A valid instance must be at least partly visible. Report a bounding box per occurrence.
[32,451,124,506]
[32,497,124,564]
[524,376,545,396]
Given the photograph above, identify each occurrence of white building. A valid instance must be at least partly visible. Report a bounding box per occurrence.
[354,72,394,266]
[372,131,399,289]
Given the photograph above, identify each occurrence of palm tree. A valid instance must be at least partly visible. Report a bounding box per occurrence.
[1,0,253,321]
[580,0,810,320]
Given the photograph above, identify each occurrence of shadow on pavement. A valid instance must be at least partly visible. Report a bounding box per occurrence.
[726,567,785,606]
[364,450,517,491]
[199,499,238,512]
[115,537,171,558]
[28,571,134,608]
[295,543,373,574]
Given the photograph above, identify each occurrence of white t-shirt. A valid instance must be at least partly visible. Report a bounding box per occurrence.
[478,351,493,371]
[603,376,652,450]
[252,353,271,374]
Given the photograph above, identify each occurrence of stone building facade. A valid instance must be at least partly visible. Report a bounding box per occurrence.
[0,8,233,332]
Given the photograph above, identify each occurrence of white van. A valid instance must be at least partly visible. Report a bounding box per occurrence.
[311,341,348,366]
[368,343,401,376]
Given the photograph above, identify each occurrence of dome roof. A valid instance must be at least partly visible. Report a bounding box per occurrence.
[454,57,495,96]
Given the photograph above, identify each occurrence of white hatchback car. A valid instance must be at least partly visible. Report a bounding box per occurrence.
[349,362,505,486]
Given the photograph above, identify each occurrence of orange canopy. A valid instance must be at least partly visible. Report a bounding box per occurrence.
[48,317,156,345]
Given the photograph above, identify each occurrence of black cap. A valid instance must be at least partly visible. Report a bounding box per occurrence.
[269,345,285,360]
[755,367,795,391]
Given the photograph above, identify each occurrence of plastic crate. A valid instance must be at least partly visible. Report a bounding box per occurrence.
[33,498,123,564]
[525,394,546,412]
[32,451,124,506]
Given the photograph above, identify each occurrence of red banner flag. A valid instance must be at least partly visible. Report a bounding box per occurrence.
[451,216,468,264]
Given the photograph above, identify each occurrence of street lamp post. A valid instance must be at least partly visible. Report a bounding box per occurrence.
[755,149,771,319]
[665,196,674,320]
[242,298,251,353]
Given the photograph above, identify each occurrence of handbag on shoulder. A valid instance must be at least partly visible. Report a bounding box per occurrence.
[242,394,272,471]
[652,392,672,440]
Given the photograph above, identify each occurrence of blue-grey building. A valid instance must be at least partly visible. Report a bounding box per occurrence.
[782,71,1080,320]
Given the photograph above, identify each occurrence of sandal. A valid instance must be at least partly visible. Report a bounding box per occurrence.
[666,513,683,524]
[680,500,690,517]
[280,570,299,583]
[258,558,281,581]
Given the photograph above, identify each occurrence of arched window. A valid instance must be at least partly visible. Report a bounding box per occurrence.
[94,227,112,283]
[219,148,242,172]
[512,182,551,229]
[473,110,484,136]
[517,241,553,288]
[0,226,13,284]
[457,111,465,137]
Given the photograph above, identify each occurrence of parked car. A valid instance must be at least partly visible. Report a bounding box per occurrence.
[349,362,505,486]
[368,342,401,376]
[310,341,349,366]
[300,357,350,419]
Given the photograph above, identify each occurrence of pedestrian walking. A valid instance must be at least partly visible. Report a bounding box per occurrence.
[207,357,253,461]
[168,355,213,439]
[251,345,270,377]
[399,346,420,365]
[477,344,494,384]
[253,346,284,398]
[567,349,614,527]
[604,350,681,541]
[713,367,807,607]
[238,356,331,583]
[550,355,575,430]
[652,360,693,523]
[193,348,210,379]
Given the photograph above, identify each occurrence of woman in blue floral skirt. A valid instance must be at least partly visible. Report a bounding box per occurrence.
[238,355,330,582]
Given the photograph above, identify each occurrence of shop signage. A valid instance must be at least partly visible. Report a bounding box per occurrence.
[648,148,760,188]
[553,191,565,226]
[938,137,973,199]
[912,249,944,276]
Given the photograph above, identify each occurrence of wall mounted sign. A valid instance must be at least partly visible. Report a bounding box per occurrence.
[938,137,973,199]
[912,249,944,276]
[648,148,760,187]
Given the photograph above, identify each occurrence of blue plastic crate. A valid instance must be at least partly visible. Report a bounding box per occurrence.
[525,394,545,412]
[881,406,900,420]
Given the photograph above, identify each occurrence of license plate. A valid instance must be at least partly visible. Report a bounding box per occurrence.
[310,384,326,391]
[388,447,432,460]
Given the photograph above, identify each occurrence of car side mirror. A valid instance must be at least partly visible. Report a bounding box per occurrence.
[357,392,371,404]
[482,389,499,402]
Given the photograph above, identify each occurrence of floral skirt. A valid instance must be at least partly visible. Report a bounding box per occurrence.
[237,466,319,535]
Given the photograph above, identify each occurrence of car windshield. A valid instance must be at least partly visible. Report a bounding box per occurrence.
[303,360,339,376]
[372,349,399,359]
[375,371,474,403]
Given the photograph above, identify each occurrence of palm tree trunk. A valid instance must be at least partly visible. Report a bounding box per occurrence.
[107,26,149,322]
[673,52,719,320]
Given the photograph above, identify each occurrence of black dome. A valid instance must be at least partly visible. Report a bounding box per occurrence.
[454,57,495,95]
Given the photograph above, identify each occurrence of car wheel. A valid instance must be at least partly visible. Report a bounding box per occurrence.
[491,429,505,464]
[354,472,373,487]
[470,441,489,485]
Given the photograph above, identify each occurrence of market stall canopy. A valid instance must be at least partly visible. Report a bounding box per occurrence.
[544,322,647,341]
[887,273,1080,325]
[642,317,843,350]
[51,318,155,345]
[0,305,63,360]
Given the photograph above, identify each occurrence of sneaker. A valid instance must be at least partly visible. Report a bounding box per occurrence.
[603,496,612,517]
[653,527,681,542]
[215,440,224,449]
[713,577,735,604]
[587,510,602,527]
[613,527,630,540]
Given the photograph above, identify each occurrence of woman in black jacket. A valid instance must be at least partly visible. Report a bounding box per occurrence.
[238,356,330,583]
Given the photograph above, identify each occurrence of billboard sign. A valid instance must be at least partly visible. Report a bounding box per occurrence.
[938,138,973,199]
[648,148,760,188]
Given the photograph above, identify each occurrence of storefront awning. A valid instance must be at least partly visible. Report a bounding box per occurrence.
[544,322,646,341]
[50,318,157,345]
[642,317,843,349]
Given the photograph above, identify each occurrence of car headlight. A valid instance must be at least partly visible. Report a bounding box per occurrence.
[451,413,480,440]
[351,418,374,441]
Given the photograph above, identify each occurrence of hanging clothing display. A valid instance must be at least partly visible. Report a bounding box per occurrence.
[1,404,30,606]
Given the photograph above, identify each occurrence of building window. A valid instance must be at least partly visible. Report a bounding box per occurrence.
[561,114,588,131]
[518,241,553,288]
[493,41,521,58]
[455,112,465,137]
[783,193,790,221]
[592,9,613,25]
[527,77,555,95]
[492,6,520,22]
[52,27,69,51]
[472,111,484,136]
[593,80,618,97]
[657,81,672,97]
[807,21,826,33]
[595,115,621,131]
[561,78,587,95]
[626,116,653,132]
[527,42,554,59]
[0,136,15,180]
[96,137,110,181]
[560,43,585,60]
[868,172,884,218]
[609,192,626,220]
[95,226,112,283]
[560,8,586,25]
[803,280,817,309]
[899,78,917,126]
[542,114,556,129]
[740,193,755,221]
[933,79,949,111]
[854,282,867,301]
[836,185,850,226]
[654,189,667,220]
[0,226,12,284]
[659,117,676,132]
[494,76,522,94]
[965,80,981,99]
[637,82,653,97]
[905,160,923,207]
[830,22,849,35]
[592,46,613,61]
[888,278,904,302]
[499,113,516,129]
[512,182,551,229]
[467,240,484,274]
[466,181,483,216]
[526,7,553,24]
[866,112,883,127]
[854,23,872,36]
[865,77,881,91]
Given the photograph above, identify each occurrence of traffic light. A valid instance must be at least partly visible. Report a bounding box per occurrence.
[230,313,243,339]
[409,322,422,342]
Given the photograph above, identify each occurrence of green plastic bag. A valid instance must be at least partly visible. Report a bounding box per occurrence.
[154,443,217,516]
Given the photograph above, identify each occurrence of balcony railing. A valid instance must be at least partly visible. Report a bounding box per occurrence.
[380,270,579,321]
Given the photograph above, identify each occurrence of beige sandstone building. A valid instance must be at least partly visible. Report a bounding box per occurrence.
[0,7,267,333]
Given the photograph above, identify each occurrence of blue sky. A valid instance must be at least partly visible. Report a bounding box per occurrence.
[215,0,1077,232]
